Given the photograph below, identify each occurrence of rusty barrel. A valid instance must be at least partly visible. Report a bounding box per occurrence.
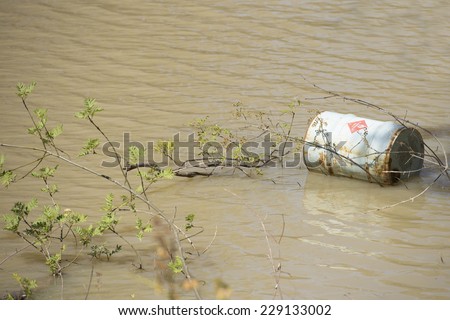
[302,111,424,185]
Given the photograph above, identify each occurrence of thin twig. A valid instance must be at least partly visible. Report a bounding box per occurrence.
[223,188,284,299]
[110,228,143,269]
[202,225,218,254]
[87,116,133,189]
[60,273,64,300]
[0,243,35,267]
[366,173,443,213]
[84,259,95,300]
[172,226,202,299]
[0,143,164,214]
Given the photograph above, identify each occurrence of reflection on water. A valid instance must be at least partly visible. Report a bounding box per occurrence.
[0,0,449,299]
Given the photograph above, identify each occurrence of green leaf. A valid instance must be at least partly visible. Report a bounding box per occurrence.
[27,119,46,140]
[27,126,38,135]
[102,193,114,212]
[46,253,62,275]
[1,170,16,187]
[128,146,141,166]
[79,138,100,156]
[11,202,30,217]
[185,213,195,223]
[61,209,86,225]
[26,198,38,211]
[75,224,101,246]
[97,199,119,232]
[16,82,36,100]
[12,273,37,298]
[31,165,58,179]
[30,219,52,236]
[3,214,21,232]
[158,168,174,180]
[42,205,61,223]
[185,214,195,231]
[41,184,58,195]
[168,256,184,274]
[140,167,160,184]
[121,194,136,212]
[135,218,152,240]
[47,124,63,139]
[75,98,103,119]
[34,108,48,122]
[135,184,143,194]
[89,244,122,260]
[154,140,174,156]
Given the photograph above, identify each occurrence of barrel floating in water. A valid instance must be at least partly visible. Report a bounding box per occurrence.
[302,111,424,185]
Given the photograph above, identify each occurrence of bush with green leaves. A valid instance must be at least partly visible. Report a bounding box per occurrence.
[1,82,203,299]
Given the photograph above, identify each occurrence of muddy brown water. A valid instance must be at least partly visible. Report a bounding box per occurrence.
[0,1,449,299]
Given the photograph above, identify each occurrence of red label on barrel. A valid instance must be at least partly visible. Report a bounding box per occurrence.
[347,119,368,133]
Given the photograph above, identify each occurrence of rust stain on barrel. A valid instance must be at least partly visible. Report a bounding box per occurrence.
[327,165,334,175]
[365,163,372,183]
[318,152,325,165]
[317,152,334,175]
[382,127,404,185]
